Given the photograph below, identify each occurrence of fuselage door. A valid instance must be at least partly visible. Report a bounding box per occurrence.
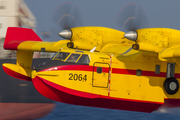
[92,62,109,88]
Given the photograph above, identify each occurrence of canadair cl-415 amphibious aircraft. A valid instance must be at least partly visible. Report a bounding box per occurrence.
[3,26,180,113]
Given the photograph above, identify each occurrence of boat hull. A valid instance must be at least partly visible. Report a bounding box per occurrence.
[32,75,162,113]
[0,103,55,120]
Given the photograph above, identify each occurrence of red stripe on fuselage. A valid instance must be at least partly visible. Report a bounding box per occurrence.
[112,68,167,78]
[39,64,180,78]
[40,65,93,72]
[40,65,109,73]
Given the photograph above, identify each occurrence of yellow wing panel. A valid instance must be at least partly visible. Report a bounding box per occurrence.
[159,45,180,59]
[17,40,70,52]
[100,43,139,56]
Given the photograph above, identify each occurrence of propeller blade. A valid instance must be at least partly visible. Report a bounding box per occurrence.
[51,2,83,40]
[134,5,149,30]
[52,2,71,30]
[116,3,149,32]
[52,2,83,30]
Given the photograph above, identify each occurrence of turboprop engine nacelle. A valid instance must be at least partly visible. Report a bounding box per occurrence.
[132,42,160,53]
[124,28,180,53]
[59,27,134,51]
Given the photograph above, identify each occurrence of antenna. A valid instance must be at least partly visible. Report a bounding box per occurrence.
[90,47,96,52]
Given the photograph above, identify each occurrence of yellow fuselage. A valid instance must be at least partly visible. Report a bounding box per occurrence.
[31,48,180,112]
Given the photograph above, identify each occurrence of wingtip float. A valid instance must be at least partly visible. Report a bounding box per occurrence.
[3,26,180,113]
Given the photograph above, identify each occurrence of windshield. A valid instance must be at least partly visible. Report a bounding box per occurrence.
[53,52,90,64]
[66,54,81,62]
[53,52,70,61]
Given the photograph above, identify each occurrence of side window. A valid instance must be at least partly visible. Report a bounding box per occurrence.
[96,67,102,73]
[66,54,80,63]
[77,55,90,64]
[54,52,70,60]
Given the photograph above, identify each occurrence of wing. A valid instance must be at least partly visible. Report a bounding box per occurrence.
[100,43,139,56]
[17,40,69,52]
[159,46,180,60]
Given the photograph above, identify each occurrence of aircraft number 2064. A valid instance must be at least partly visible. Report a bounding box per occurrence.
[69,73,87,82]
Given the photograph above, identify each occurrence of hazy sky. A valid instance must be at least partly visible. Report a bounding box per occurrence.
[24,0,180,41]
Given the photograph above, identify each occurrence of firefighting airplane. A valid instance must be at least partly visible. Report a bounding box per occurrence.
[3,2,180,113]
[3,26,180,113]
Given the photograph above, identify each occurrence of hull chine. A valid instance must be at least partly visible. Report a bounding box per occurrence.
[33,76,163,113]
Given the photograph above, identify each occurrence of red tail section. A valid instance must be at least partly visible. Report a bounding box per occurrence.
[4,27,42,50]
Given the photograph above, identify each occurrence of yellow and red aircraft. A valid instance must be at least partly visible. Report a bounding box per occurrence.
[3,26,180,113]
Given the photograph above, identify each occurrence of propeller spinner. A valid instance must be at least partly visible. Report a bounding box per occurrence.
[124,31,137,41]
[58,29,72,39]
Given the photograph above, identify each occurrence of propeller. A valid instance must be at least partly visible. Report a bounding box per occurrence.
[51,2,83,40]
[116,3,149,41]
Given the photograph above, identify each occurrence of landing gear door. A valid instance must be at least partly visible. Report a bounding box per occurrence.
[92,62,109,88]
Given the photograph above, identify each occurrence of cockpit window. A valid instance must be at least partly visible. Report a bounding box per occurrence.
[77,54,90,64]
[54,52,70,61]
[66,54,80,62]
[51,52,58,59]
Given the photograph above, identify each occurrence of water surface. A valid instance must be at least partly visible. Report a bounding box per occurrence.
[38,102,180,120]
